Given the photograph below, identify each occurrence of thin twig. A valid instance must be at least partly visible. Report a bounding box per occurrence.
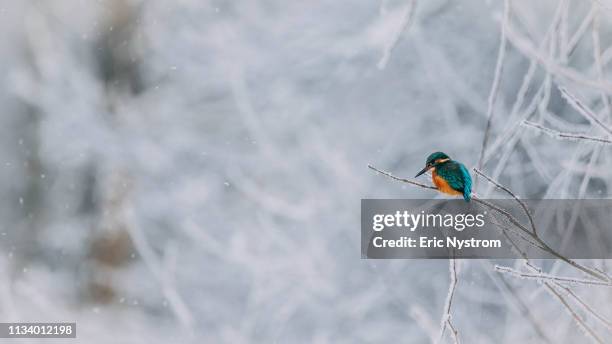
[482,77,546,165]
[471,170,611,282]
[505,24,612,94]
[501,233,606,344]
[546,285,605,344]
[562,286,612,331]
[446,318,461,344]
[558,86,612,135]
[565,5,596,57]
[477,0,510,176]
[471,197,531,237]
[437,256,459,344]
[591,5,611,119]
[471,196,610,282]
[522,120,612,144]
[473,168,538,237]
[481,0,564,166]
[491,266,554,343]
[490,219,547,252]
[367,164,436,190]
[559,0,570,62]
[495,265,612,287]
[377,0,418,70]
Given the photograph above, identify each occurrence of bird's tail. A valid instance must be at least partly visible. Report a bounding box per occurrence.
[463,182,472,202]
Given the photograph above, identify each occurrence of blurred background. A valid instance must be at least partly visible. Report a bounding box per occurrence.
[0,0,611,342]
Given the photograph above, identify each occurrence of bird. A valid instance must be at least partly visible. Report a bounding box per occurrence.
[414,152,472,202]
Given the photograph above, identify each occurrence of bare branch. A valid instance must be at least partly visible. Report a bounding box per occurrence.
[492,269,554,343]
[522,120,612,144]
[548,287,606,342]
[377,0,418,70]
[477,0,510,177]
[495,265,612,287]
[591,7,611,119]
[490,219,547,252]
[472,196,611,282]
[565,5,596,57]
[446,318,461,344]
[505,24,612,94]
[562,286,612,331]
[558,86,612,135]
[546,285,605,344]
[500,234,607,343]
[367,164,437,190]
[438,257,459,344]
[473,168,538,237]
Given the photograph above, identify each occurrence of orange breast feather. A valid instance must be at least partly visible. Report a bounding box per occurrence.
[432,170,462,196]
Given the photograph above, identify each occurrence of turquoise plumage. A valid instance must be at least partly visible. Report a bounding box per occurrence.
[435,160,472,202]
[415,152,472,202]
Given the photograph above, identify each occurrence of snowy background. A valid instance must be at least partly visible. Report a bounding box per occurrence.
[0,0,611,343]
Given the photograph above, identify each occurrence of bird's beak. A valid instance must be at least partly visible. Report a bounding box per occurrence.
[415,165,430,178]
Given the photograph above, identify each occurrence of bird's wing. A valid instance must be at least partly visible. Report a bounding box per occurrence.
[458,163,472,196]
[437,162,470,193]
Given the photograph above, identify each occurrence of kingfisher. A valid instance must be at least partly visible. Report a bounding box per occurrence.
[414,152,472,202]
